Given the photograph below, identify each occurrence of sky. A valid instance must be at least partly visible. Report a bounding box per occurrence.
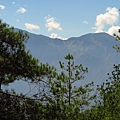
[0,0,120,40]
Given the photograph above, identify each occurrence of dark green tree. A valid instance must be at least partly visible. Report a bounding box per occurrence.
[85,29,120,120]
[0,19,55,89]
[88,64,120,120]
[40,54,95,119]
[0,20,56,119]
[0,90,46,120]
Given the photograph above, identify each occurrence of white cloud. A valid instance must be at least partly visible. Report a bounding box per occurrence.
[83,21,88,24]
[17,7,26,13]
[107,26,120,36]
[45,17,62,31]
[95,7,119,32]
[49,33,68,40]
[12,2,15,4]
[0,5,5,10]
[16,19,19,22]
[25,23,40,31]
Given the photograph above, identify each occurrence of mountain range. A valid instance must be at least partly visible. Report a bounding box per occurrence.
[4,30,120,94]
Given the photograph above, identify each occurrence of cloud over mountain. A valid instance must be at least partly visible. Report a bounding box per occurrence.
[25,23,40,31]
[107,26,120,36]
[95,7,119,33]
[49,33,68,40]
[45,17,62,31]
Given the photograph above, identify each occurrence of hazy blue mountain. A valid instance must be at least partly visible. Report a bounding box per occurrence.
[26,32,120,84]
[4,29,120,93]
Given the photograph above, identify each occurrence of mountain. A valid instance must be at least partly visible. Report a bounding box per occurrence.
[4,30,120,93]
[26,32,120,84]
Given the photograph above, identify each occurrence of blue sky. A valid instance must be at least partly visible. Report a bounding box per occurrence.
[0,0,120,39]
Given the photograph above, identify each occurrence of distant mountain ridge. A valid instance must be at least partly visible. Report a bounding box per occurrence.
[26,31,120,83]
[5,29,120,93]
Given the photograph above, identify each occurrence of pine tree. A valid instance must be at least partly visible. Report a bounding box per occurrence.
[42,54,94,119]
[0,19,55,89]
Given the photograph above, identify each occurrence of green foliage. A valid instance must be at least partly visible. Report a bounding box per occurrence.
[0,20,57,119]
[92,64,120,119]
[0,90,47,120]
[113,29,120,52]
[38,54,95,119]
[0,19,56,87]
[83,29,120,120]
[2,20,120,120]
